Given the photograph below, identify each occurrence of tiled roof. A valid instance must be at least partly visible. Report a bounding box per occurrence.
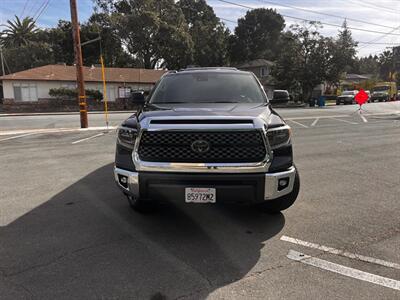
[0,64,166,83]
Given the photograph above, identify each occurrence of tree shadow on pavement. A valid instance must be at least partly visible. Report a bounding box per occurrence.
[0,163,285,300]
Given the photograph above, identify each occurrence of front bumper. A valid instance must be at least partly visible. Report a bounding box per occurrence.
[114,166,296,203]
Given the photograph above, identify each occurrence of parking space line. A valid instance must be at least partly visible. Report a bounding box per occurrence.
[359,113,368,123]
[330,117,358,125]
[0,132,39,142]
[288,119,309,128]
[0,126,117,137]
[281,236,400,270]
[311,118,319,127]
[287,250,400,291]
[72,133,105,144]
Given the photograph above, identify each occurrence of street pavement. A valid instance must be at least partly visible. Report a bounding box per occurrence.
[0,102,399,299]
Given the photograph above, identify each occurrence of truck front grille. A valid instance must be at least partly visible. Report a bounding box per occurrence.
[138,130,267,163]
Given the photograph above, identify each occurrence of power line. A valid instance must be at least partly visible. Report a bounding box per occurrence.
[20,0,30,19]
[24,0,40,18]
[34,0,51,23]
[346,0,398,15]
[215,0,400,36]
[32,0,46,19]
[358,26,400,50]
[255,0,398,30]
[219,16,400,47]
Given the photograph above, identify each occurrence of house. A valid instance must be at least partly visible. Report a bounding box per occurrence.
[0,64,166,112]
[237,59,275,98]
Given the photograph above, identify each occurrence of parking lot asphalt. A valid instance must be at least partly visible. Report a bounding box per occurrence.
[0,102,399,299]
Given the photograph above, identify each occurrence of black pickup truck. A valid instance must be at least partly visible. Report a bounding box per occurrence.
[114,67,300,213]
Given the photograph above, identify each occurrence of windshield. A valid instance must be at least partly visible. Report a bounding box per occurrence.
[149,72,267,104]
[373,86,389,92]
[342,91,356,95]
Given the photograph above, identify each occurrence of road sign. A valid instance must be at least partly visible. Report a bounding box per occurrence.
[355,89,369,106]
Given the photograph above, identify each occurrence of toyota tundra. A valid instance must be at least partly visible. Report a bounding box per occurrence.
[114,67,300,213]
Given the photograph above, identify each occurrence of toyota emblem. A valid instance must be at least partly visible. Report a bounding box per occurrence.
[191,140,210,154]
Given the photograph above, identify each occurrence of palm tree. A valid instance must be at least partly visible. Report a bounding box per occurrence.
[1,16,39,48]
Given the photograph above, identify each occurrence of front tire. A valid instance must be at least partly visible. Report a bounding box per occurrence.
[126,195,155,213]
[259,167,300,214]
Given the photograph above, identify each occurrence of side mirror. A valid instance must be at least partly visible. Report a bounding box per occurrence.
[130,91,145,104]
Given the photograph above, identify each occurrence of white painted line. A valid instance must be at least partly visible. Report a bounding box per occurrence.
[359,113,368,123]
[0,132,39,142]
[288,119,309,128]
[311,118,319,127]
[285,111,400,121]
[287,114,349,120]
[72,133,105,144]
[281,236,400,270]
[287,250,400,291]
[0,126,117,136]
[330,117,358,125]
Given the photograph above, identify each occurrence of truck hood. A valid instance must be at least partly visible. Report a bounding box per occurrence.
[122,103,285,129]
[140,103,273,122]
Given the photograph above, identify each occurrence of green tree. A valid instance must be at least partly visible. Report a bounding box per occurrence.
[325,21,358,88]
[44,16,137,68]
[273,22,331,101]
[96,0,193,69]
[2,42,54,73]
[1,16,54,73]
[46,20,75,65]
[1,16,39,47]
[378,50,394,81]
[272,31,300,93]
[178,0,230,66]
[82,13,138,67]
[229,8,285,64]
[352,55,379,76]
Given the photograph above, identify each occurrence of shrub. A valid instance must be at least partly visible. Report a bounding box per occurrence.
[49,88,103,101]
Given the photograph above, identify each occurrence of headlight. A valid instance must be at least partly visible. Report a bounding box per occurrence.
[266,125,291,149]
[117,127,137,149]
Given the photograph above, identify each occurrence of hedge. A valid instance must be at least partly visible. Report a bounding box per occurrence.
[49,88,103,101]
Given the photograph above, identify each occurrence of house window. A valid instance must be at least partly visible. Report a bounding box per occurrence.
[107,85,116,101]
[13,83,38,101]
[260,67,269,77]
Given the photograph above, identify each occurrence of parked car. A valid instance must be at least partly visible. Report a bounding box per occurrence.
[365,90,372,103]
[114,67,300,213]
[271,90,290,105]
[370,82,397,102]
[336,90,358,105]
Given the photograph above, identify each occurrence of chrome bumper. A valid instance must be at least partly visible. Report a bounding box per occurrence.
[264,166,296,200]
[114,166,296,201]
[114,167,139,197]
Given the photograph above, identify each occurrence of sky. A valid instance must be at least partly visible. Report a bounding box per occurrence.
[1,0,400,57]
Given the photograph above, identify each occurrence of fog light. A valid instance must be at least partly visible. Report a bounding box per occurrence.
[278,177,289,191]
[118,175,128,189]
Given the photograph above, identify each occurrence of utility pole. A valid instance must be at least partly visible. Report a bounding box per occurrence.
[70,0,88,128]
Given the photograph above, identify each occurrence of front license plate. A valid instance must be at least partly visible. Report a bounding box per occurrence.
[185,188,216,203]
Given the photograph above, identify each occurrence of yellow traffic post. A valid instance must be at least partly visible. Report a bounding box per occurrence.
[100,55,109,129]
